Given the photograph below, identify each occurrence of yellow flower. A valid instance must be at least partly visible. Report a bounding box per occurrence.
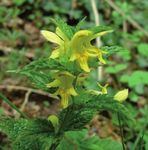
[41,27,69,59]
[70,30,112,72]
[114,89,128,102]
[48,115,59,133]
[90,83,108,95]
[47,71,77,108]
[41,27,112,72]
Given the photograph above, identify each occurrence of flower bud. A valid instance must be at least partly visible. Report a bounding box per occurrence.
[48,115,59,132]
[114,89,128,102]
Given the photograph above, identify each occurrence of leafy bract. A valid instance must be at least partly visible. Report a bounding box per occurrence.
[51,17,74,40]
[58,92,132,132]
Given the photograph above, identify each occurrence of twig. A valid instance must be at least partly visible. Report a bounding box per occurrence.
[105,0,148,37]
[0,92,28,118]
[20,90,31,111]
[91,0,103,81]
[0,85,58,100]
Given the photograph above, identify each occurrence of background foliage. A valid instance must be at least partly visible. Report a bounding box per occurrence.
[0,0,148,149]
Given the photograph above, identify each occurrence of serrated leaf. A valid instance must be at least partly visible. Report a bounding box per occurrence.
[20,58,65,72]
[89,26,113,34]
[19,71,51,90]
[0,118,54,150]
[51,17,74,40]
[101,46,127,55]
[59,104,96,132]
[58,93,132,132]
[105,64,128,74]
[120,71,148,87]
[75,17,87,31]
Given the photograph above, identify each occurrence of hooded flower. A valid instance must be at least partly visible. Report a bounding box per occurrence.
[47,71,77,108]
[114,89,128,102]
[41,27,69,59]
[41,24,112,72]
[70,30,112,72]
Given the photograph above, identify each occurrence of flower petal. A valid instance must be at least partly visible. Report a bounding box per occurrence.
[61,93,69,108]
[91,30,113,40]
[56,27,69,41]
[98,54,106,64]
[79,56,90,72]
[47,79,60,88]
[69,87,77,96]
[41,30,63,45]
[69,53,77,61]
[50,49,60,59]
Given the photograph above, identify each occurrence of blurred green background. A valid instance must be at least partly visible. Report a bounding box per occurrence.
[0,0,148,149]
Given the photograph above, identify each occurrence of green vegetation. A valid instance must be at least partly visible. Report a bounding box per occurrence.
[0,0,147,150]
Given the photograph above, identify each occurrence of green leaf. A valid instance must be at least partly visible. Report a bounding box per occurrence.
[57,129,122,150]
[101,46,129,58]
[0,118,54,150]
[129,92,139,102]
[19,71,51,91]
[89,26,113,34]
[75,17,87,31]
[137,43,148,57]
[59,103,96,132]
[16,58,65,90]
[20,58,65,72]
[51,17,74,40]
[105,64,128,74]
[120,71,148,88]
[59,93,131,132]
[12,0,26,6]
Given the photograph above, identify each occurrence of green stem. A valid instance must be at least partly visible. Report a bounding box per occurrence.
[49,104,70,150]
[117,113,126,150]
[49,138,61,150]
[0,92,28,118]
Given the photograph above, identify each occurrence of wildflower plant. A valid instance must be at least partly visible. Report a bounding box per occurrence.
[0,18,132,150]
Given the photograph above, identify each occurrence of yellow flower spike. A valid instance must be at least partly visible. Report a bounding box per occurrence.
[48,115,59,133]
[47,71,77,108]
[114,89,128,103]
